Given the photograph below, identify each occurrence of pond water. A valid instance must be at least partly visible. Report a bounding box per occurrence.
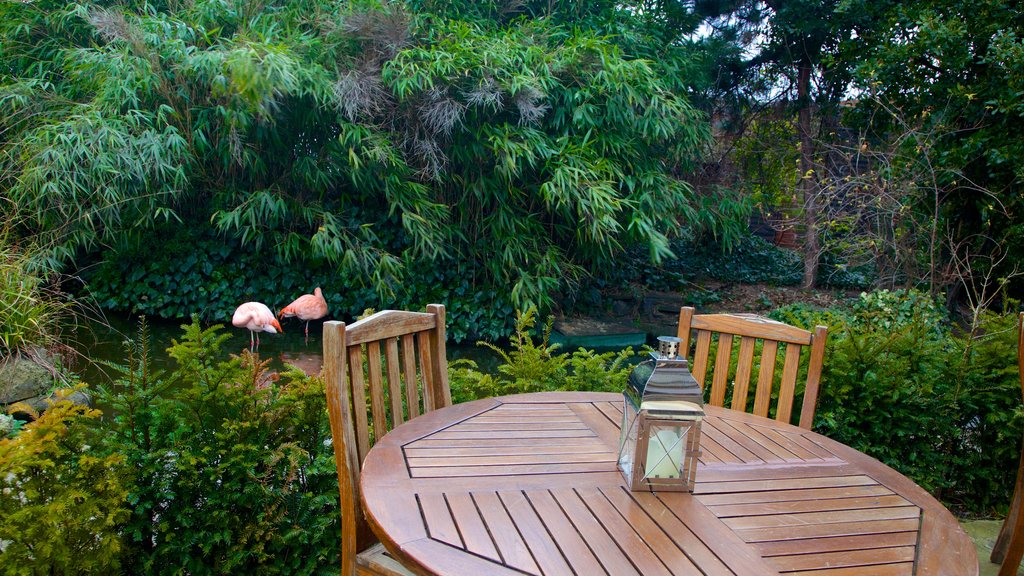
[69,313,502,388]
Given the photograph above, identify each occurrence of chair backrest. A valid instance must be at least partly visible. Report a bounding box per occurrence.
[323,304,450,575]
[676,306,828,429]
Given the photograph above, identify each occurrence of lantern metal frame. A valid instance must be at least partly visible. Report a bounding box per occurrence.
[617,336,705,492]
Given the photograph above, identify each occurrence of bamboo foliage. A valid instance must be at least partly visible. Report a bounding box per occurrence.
[1,0,728,308]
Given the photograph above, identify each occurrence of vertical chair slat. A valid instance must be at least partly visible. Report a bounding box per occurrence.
[798,326,829,429]
[753,340,779,418]
[732,336,756,411]
[417,331,436,411]
[693,330,712,388]
[346,345,370,465]
[366,340,388,442]
[323,322,360,576]
[677,307,695,358]
[401,334,419,419]
[776,343,802,424]
[710,334,734,407]
[385,337,404,427]
[427,303,452,409]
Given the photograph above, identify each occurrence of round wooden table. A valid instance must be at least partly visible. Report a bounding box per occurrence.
[360,392,978,576]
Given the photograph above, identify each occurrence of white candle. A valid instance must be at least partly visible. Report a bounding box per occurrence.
[645,429,681,478]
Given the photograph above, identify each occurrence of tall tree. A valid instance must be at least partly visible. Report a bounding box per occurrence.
[698,0,862,287]
[844,0,1024,296]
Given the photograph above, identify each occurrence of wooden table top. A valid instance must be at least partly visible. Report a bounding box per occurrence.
[360,392,978,576]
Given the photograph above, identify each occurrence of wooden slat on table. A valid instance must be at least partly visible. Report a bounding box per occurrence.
[600,487,707,575]
[714,417,790,463]
[498,491,575,576]
[550,487,643,576]
[723,506,921,530]
[702,418,761,462]
[755,532,918,556]
[444,492,500,561]
[417,493,462,548]
[788,564,914,576]
[411,461,614,478]
[409,436,605,448]
[717,417,801,461]
[769,546,917,572]
[527,489,608,575]
[696,474,879,494]
[473,491,540,574]
[405,444,610,458]
[709,494,913,516]
[447,421,590,431]
[737,518,921,542]
[577,486,675,576]
[698,484,895,505]
[700,432,743,464]
[407,452,615,468]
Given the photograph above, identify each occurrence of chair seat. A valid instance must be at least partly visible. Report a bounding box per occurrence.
[355,542,417,576]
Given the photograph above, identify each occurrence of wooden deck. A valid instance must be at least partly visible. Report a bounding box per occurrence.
[360,392,978,575]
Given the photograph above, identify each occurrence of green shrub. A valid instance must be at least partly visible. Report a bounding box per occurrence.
[595,234,803,299]
[0,228,70,356]
[817,253,875,290]
[0,393,130,575]
[773,290,1022,514]
[92,318,339,575]
[450,308,637,402]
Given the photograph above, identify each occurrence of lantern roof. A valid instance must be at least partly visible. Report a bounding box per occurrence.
[625,337,704,409]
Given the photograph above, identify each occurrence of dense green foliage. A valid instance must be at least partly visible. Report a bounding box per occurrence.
[0,0,734,318]
[0,227,71,355]
[848,0,1024,238]
[90,319,339,574]
[583,234,805,305]
[772,290,1023,513]
[449,308,637,402]
[0,395,130,575]
[82,226,513,341]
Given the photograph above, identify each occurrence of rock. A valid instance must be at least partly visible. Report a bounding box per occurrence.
[1,350,87,421]
[12,390,92,419]
[0,352,55,405]
[611,299,635,316]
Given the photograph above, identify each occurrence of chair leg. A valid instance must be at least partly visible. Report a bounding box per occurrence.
[995,441,1024,563]
[999,527,1024,576]
[999,458,1024,576]
[996,492,1022,564]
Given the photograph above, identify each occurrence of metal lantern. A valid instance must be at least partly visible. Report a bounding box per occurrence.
[617,336,705,492]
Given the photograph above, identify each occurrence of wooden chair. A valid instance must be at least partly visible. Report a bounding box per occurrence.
[676,306,828,429]
[323,304,451,576]
[991,312,1024,576]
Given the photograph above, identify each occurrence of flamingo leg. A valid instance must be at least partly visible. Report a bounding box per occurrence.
[305,321,310,337]
[249,330,255,351]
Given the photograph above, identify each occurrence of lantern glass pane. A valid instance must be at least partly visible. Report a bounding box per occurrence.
[642,423,687,480]
[617,400,639,476]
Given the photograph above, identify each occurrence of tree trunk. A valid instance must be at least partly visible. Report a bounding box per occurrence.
[797,59,819,289]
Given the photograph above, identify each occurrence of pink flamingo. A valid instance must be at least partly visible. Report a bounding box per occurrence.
[277,287,329,337]
[232,302,283,349]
